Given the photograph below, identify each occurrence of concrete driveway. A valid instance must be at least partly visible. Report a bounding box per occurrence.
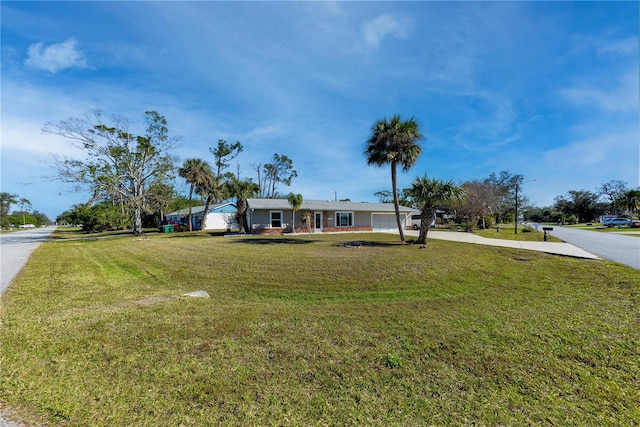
[401,229,601,259]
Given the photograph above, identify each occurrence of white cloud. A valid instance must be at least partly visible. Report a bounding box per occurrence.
[25,38,88,73]
[542,129,637,173]
[596,36,638,56]
[560,68,639,114]
[362,14,408,48]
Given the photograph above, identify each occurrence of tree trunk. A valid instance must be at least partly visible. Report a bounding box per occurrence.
[391,162,405,242]
[417,208,435,246]
[291,208,296,233]
[237,198,248,233]
[187,184,194,232]
[200,193,214,231]
[133,206,143,236]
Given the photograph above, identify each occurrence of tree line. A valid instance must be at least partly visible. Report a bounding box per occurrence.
[45,109,639,239]
[0,193,51,229]
[364,115,639,246]
[48,111,299,234]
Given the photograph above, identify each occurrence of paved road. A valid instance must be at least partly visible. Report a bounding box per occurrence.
[1,226,56,297]
[545,225,640,270]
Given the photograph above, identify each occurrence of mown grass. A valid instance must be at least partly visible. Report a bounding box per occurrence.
[48,227,161,240]
[1,232,639,426]
[472,225,563,242]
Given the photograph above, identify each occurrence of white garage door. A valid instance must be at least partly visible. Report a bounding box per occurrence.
[372,214,398,231]
[203,213,237,230]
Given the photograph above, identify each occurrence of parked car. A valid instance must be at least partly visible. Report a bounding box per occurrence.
[410,214,436,230]
[630,220,640,228]
[18,224,36,228]
[603,218,632,228]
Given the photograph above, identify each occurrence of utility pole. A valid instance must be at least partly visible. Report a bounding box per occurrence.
[514,184,519,234]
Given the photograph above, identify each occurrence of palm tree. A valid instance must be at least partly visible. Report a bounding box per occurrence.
[194,167,218,230]
[178,158,212,231]
[287,193,303,233]
[365,115,423,241]
[407,175,465,246]
[225,177,259,233]
[618,189,640,215]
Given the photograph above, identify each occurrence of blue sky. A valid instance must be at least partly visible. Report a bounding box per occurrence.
[2,1,638,220]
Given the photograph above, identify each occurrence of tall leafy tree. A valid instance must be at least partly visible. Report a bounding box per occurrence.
[599,180,628,214]
[374,190,394,203]
[44,110,178,236]
[287,193,303,232]
[146,180,177,224]
[485,171,525,224]
[262,154,297,198]
[554,190,603,223]
[365,115,423,241]
[210,140,243,180]
[374,189,411,207]
[0,192,18,228]
[210,140,244,203]
[459,180,498,230]
[179,158,213,231]
[407,176,464,246]
[18,198,32,225]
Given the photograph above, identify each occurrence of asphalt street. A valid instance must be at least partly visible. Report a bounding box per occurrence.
[544,225,640,270]
[0,226,56,297]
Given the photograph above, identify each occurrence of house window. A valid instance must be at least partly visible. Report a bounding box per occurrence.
[336,212,353,227]
[270,211,282,228]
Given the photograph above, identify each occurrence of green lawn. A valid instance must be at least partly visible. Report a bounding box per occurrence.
[1,232,638,426]
[472,224,563,242]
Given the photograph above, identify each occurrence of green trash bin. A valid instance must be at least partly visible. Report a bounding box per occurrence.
[163,224,174,233]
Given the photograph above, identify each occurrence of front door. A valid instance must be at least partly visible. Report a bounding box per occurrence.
[314,212,323,232]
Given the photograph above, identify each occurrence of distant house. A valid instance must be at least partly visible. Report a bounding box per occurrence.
[246,198,413,234]
[166,202,237,231]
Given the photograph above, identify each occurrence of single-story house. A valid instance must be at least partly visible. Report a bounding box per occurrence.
[166,202,237,231]
[246,198,413,234]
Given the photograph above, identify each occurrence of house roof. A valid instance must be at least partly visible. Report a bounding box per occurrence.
[246,198,413,213]
[168,202,236,216]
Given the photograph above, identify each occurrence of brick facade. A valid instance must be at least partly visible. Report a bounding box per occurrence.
[251,225,372,234]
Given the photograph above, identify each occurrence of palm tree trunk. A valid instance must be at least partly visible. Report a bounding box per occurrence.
[391,162,405,241]
[291,208,296,232]
[187,184,194,232]
[418,208,434,245]
[200,193,213,231]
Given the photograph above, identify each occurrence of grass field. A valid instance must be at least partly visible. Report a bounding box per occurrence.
[1,231,639,426]
[472,225,563,242]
